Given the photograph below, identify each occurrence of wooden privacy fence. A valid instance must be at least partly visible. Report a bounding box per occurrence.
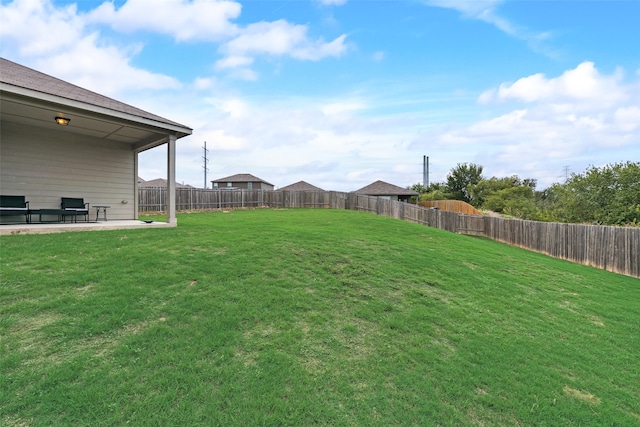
[483,218,639,278]
[419,200,483,216]
[139,187,267,211]
[139,188,639,278]
[268,190,347,209]
[139,188,348,211]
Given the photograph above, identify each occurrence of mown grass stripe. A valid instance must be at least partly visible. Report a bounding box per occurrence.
[1,209,638,426]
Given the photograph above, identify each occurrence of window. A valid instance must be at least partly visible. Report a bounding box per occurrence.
[227,182,232,187]
[213,182,218,189]
[248,182,253,190]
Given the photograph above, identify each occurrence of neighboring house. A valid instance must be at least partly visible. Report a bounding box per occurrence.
[138,178,193,188]
[278,181,324,191]
[354,180,419,203]
[211,174,274,191]
[0,58,192,224]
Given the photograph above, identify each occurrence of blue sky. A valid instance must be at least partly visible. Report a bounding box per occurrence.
[2,0,639,191]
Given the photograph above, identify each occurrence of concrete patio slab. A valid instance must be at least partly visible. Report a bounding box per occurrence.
[0,220,176,236]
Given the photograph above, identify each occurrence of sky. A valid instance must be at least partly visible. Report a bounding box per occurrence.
[1,0,639,191]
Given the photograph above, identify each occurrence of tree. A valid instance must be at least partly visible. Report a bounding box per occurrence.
[445,163,484,203]
[468,175,538,212]
[419,185,450,201]
[545,161,640,226]
[408,182,452,201]
[483,186,541,220]
[408,183,429,195]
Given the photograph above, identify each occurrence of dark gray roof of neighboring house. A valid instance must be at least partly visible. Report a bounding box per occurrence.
[354,180,418,196]
[212,173,274,186]
[138,178,193,188]
[278,181,324,191]
[0,57,190,130]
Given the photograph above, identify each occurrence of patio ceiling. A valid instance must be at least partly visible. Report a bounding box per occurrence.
[0,91,187,152]
[1,58,191,152]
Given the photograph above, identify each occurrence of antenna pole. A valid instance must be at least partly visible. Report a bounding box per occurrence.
[203,141,209,189]
[423,155,429,188]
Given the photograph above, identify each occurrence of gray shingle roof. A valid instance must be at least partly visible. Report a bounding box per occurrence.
[212,173,274,186]
[138,178,193,188]
[278,181,324,191]
[354,180,418,196]
[0,57,190,129]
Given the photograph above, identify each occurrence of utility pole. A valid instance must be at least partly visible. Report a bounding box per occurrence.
[423,155,429,188]
[203,141,209,189]
[561,165,571,183]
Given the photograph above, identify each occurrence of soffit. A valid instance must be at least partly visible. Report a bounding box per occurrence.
[1,91,180,150]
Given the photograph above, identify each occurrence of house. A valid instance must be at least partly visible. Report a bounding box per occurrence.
[138,178,193,188]
[211,174,274,191]
[354,180,418,203]
[278,181,324,191]
[0,58,192,225]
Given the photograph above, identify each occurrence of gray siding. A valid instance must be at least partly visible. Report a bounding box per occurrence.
[1,121,136,220]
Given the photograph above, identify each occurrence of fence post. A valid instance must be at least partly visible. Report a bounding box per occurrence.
[352,192,358,210]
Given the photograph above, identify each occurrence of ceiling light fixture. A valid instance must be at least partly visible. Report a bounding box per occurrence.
[54,116,70,126]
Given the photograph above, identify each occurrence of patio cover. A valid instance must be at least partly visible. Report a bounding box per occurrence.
[0,57,192,224]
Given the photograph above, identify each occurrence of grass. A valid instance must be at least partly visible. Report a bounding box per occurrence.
[1,208,639,426]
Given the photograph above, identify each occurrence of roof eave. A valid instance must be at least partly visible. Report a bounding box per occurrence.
[1,82,193,138]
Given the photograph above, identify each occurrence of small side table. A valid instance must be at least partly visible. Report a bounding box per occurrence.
[32,209,75,223]
[94,205,111,221]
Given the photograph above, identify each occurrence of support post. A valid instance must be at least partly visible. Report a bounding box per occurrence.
[134,152,139,219]
[167,134,177,225]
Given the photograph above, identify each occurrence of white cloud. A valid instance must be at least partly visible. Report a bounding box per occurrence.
[0,0,84,57]
[227,68,259,81]
[203,129,248,151]
[3,1,635,191]
[42,37,182,97]
[614,106,640,132]
[425,0,554,55]
[0,0,180,97]
[480,62,628,107]
[317,0,348,6]
[0,0,347,88]
[425,0,504,17]
[218,99,250,118]
[86,0,242,42]
[372,51,385,62]
[1,0,346,92]
[141,61,639,190]
[87,0,349,76]
[219,20,347,63]
[431,62,640,187]
[193,76,217,90]
[213,20,347,77]
[214,55,254,70]
[321,100,367,116]
[149,90,422,190]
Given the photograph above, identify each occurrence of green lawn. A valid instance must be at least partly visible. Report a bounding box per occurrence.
[1,209,638,426]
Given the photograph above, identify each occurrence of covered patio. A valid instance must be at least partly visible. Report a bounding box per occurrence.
[0,58,192,229]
